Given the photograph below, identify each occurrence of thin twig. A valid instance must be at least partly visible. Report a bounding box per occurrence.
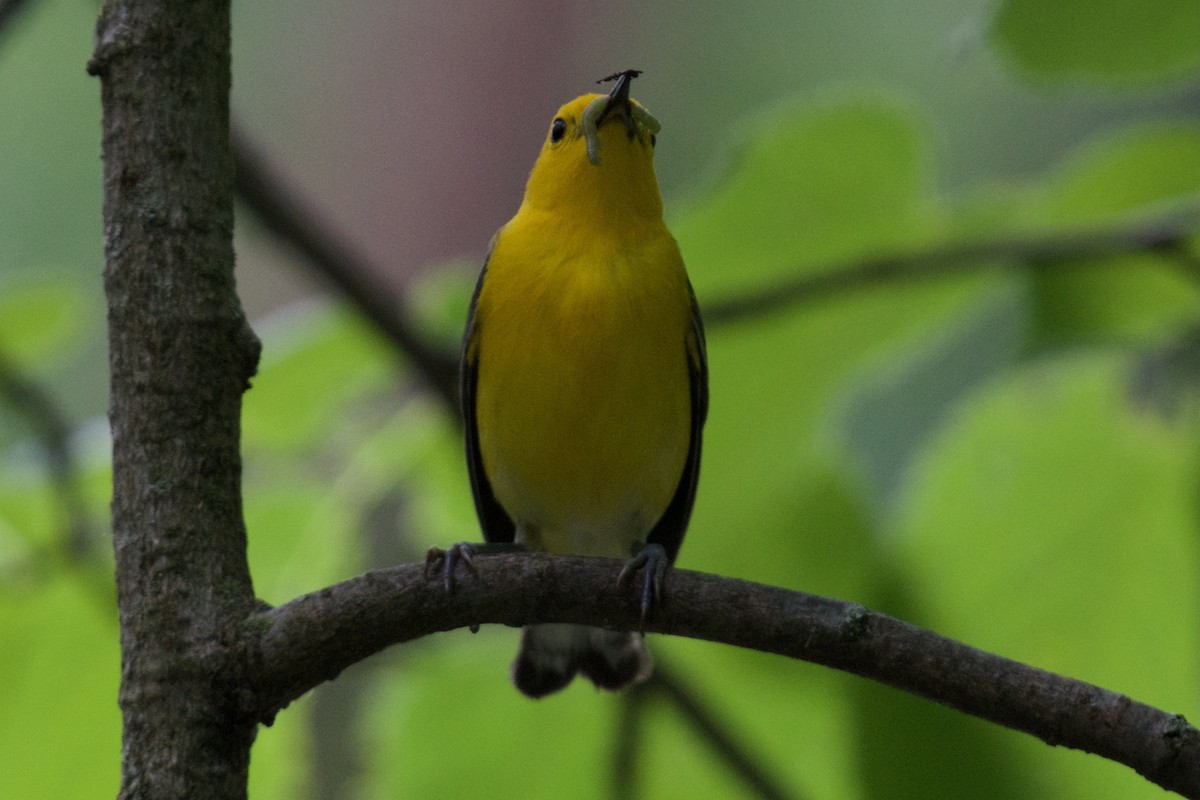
[611,680,649,800]
[230,122,459,408]
[0,351,94,559]
[649,662,800,800]
[245,553,1200,799]
[703,202,1200,325]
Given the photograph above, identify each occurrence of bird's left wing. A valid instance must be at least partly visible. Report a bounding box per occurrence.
[461,256,517,544]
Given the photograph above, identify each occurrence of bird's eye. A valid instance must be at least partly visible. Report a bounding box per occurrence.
[550,118,566,143]
[650,134,657,148]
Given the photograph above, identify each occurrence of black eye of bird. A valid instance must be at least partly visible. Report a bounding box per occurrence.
[650,134,656,148]
[550,118,566,143]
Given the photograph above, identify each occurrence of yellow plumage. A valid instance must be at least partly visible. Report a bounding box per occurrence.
[475,209,691,555]
[462,73,706,697]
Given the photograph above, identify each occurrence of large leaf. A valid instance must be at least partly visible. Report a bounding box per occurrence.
[242,302,396,452]
[1022,123,1200,349]
[0,281,86,366]
[674,97,936,299]
[0,579,120,798]
[990,0,1200,85]
[895,352,1200,797]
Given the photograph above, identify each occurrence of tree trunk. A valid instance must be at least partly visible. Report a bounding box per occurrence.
[92,1,261,797]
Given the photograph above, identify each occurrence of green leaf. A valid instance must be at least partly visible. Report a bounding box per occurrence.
[361,635,616,799]
[1029,255,1199,348]
[831,277,1030,513]
[990,0,1200,85]
[407,261,478,350]
[0,456,59,552]
[0,281,85,365]
[0,579,120,798]
[895,352,1200,797]
[1033,122,1200,224]
[243,302,396,451]
[674,97,936,300]
[849,573,1045,800]
[244,480,358,603]
[1019,123,1200,347]
[647,644,863,799]
[247,695,311,799]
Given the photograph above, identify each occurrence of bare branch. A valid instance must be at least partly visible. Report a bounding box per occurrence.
[230,123,459,408]
[703,203,1200,325]
[245,553,1200,799]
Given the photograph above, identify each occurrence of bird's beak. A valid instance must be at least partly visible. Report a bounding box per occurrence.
[596,71,637,137]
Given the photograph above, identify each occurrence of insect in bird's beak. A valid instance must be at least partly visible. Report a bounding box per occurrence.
[596,69,638,138]
[581,70,660,166]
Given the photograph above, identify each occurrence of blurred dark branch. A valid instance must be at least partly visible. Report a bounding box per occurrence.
[244,553,1200,799]
[231,122,459,409]
[0,351,94,559]
[611,675,648,800]
[646,663,800,800]
[615,653,800,800]
[0,0,31,41]
[704,202,1200,325]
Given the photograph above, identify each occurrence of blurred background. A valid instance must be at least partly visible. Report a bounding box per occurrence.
[2,1,1199,798]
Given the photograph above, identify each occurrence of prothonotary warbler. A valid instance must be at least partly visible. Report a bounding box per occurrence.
[459,69,707,698]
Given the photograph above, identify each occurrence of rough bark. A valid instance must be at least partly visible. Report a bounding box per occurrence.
[92,1,261,797]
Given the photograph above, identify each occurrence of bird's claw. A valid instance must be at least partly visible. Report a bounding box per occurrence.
[425,542,478,593]
[618,542,669,628]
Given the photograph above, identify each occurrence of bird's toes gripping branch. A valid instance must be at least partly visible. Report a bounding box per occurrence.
[425,541,526,592]
[424,542,477,593]
[618,542,670,628]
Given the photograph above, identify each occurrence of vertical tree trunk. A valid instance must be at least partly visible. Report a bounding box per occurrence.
[92,1,261,797]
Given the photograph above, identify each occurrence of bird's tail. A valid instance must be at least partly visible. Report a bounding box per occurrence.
[511,623,652,698]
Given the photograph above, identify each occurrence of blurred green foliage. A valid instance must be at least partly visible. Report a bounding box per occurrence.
[2,1,1200,798]
[991,0,1200,84]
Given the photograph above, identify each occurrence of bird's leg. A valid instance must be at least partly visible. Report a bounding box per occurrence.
[424,541,526,592]
[617,542,669,628]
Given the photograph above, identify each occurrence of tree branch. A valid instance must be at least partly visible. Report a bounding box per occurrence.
[244,553,1200,799]
[703,202,1200,325]
[230,123,459,408]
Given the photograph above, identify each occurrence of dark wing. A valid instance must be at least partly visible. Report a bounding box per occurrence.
[646,280,708,563]
[461,258,517,544]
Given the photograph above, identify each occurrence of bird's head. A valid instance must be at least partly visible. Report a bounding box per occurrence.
[523,70,664,220]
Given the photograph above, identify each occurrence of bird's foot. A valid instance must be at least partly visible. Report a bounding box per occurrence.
[618,542,669,628]
[424,541,526,592]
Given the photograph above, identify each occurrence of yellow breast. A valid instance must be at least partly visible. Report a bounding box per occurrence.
[473,209,692,557]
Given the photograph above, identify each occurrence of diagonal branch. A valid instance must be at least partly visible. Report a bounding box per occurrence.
[231,123,459,408]
[0,0,31,41]
[611,674,649,800]
[647,663,801,800]
[703,202,1200,325]
[612,664,801,800]
[0,350,94,560]
[244,553,1200,799]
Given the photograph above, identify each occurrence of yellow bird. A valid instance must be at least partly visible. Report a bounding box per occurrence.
[461,70,707,698]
